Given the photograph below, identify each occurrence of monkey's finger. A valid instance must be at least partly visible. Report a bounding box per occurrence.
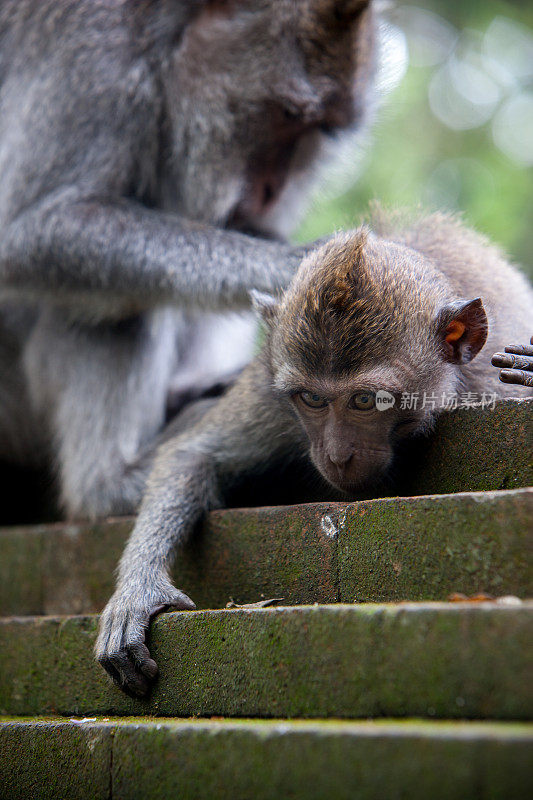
[127,641,159,681]
[491,353,533,371]
[98,651,143,694]
[147,592,196,620]
[98,656,124,688]
[122,611,161,684]
[165,590,197,612]
[498,368,533,387]
[503,343,533,356]
[104,651,151,697]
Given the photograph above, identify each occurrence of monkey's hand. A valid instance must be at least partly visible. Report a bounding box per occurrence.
[491,336,533,387]
[95,577,196,697]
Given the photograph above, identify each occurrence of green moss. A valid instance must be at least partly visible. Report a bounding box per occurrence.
[397,400,533,496]
[338,488,532,603]
[0,526,44,615]
[110,718,533,800]
[176,502,339,609]
[1,604,531,720]
[1,488,530,617]
[2,717,531,800]
[0,719,112,800]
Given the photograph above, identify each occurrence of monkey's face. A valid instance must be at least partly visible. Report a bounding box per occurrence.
[165,0,375,232]
[286,367,438,494]
[259,229,489,494]
[293,386,394,492]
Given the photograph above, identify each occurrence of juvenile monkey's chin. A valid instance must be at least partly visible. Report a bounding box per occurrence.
[323,474,384,497]
[315,458,392,497]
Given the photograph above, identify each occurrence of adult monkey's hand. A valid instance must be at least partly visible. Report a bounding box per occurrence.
[492,336,533,387]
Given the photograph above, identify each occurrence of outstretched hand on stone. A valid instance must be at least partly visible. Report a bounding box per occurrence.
[492,336,533,388]
[95,580,196,697]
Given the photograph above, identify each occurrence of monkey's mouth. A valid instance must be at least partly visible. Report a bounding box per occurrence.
[325,472,385,496]
[227,175,288,233]
[227,139,298,231]
[317,453,393,495]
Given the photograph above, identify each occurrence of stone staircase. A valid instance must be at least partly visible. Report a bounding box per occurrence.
[0,399,531,799]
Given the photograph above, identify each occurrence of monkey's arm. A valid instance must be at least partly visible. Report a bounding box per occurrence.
[0,197,304,316]
[0,3,309,317]
[491,337,533,387]
[95,358,303,695]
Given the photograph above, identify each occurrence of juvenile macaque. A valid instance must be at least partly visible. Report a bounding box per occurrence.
[96,209,533,695]
[0,0,376,519]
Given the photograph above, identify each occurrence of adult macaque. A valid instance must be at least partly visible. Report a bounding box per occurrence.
[0,0,376,519]
[96,209,533,695]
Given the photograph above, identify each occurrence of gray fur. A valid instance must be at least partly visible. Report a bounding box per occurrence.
[0,0,376,517]
[96,210,532,694]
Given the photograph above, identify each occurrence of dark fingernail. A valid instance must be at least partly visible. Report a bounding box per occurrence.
[140,658,158,680]
[499,369,516,383]
[491,353,511,367]
[127,677,149,697]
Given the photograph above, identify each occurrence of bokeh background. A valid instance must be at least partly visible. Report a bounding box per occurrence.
[296,0,533,278]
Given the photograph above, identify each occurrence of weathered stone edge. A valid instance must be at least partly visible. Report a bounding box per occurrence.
[1,603,532,719]
[396,398,533,496]
[0,487,531,616]
[1,717,532,800]
[3,715,533,736]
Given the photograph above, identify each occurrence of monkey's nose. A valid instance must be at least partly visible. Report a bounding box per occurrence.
[328,452,353,468]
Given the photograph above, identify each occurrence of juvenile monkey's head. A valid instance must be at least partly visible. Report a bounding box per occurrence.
[157,0,376,233]
[254,230,488,494]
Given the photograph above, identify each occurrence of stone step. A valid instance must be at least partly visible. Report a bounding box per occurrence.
[1,717,531,800]
[1,602,531,720]
[392,397,532,497]
[1,488,530,616]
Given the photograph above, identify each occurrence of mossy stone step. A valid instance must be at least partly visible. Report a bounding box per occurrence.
[1,488,530,616]
[1,603,531,719]
[0,717,531,800]
[394,398,532,496]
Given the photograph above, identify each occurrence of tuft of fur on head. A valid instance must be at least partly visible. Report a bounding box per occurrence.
[269,227,449,380]
[263,206,532,404]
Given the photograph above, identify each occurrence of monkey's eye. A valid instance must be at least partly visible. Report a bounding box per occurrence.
[350,392,376,411]
[299,391,328,409]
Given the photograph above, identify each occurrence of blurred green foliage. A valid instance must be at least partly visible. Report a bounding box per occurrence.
[297,1,533,277]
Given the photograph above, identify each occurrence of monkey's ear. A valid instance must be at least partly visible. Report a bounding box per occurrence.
[437,298,488,364]
[250,290,279,324]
